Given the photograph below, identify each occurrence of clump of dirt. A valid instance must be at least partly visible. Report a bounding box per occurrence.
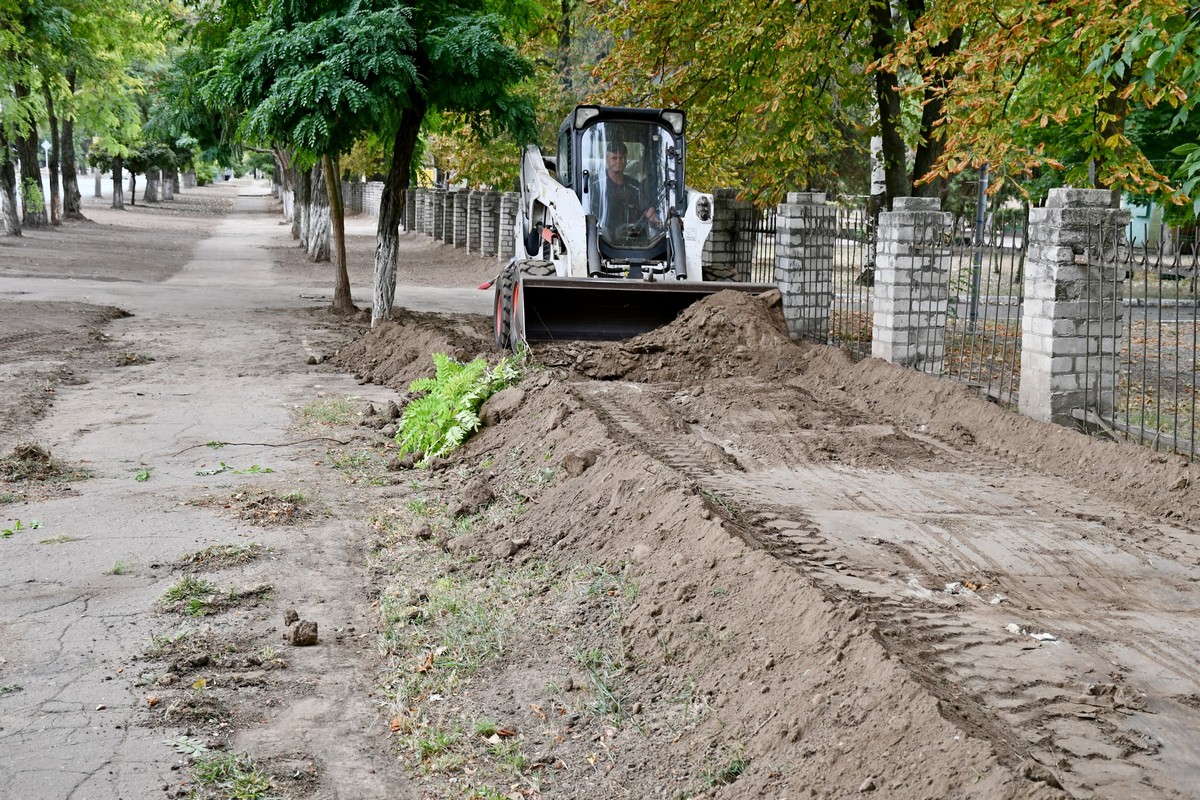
[542,289,807,383]
[191,488,313,526]
[178,542,271,571]
[115,352,155,366]
[330,308,492,390]
[0,442,90,483]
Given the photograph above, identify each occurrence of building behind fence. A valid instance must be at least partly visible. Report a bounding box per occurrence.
[337,179,1197,462]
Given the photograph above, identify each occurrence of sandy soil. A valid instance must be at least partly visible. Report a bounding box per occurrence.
[2,189,1198,800]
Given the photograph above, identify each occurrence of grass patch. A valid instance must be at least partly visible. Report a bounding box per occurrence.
[161,575,217,606]
[109,561,131,575]
[231,489,310,526]
[299,396,359,426]
[37,534,80,545]
[0,443,90,483]
[189,752,275,799]
[180,542,268,569]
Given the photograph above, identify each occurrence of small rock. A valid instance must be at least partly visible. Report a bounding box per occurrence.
[365,403,377,416]
[479,387,525,426]
[398,452,420,470]
[859,777,876,792]
[413,522,433,541]
[385,455,402,471]
[283,609,300,627]
[381,424,397,438]
[305,355,318,366]
[385,400,401,420]
[560,448,599,477]
[1169,476,1189,491]
[453,475,495,518]
[289,620,318,646]
[157,673,178,687]
[492,539,525,559]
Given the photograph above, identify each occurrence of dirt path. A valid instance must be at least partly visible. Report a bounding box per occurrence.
[0,186,420,798]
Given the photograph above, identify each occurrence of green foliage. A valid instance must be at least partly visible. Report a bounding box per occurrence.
[2,518,42,538]
[20,179,43,211]
[194,161,217,185]
[396,354,520,462]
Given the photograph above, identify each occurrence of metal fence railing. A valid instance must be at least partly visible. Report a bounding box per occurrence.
[1084,223,1200,459]
[829,207,874,359]
[732,205,777,283]
[941,213,1028,407]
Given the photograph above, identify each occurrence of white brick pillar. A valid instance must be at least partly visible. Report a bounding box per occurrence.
[1019,188,1129,425]
[479,191,500,258]
[404,188,417,232]
[499,192,519,260]
[871,196,952,373]
[452,190,468,248]
[431,188,446,240]
[467,190,481,251]
[774,192,835,341]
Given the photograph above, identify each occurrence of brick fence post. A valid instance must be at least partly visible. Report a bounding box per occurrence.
[499,192,519,260]
[775,192,835,341]
[871,196,952,373]
[479,191,500,258]
[467,189,482,253]
[701,188,744,280]
[452,190,468,248]
[404,188,417,232]
[434,190,447,241]
[1019,188,1129,425]
[415,189,426,234]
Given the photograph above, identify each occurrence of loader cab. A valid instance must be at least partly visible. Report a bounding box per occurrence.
[559,105,687,274]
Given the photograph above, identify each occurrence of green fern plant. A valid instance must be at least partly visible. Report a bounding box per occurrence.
[396,354,520,463]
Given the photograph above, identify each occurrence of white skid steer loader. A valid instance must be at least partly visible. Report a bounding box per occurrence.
[491,105,774,348]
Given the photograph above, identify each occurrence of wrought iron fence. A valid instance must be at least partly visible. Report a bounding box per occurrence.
[828,206,874,358]
[731,204,777,283]
[940,213,1028,407]
[1082,222,1200,459]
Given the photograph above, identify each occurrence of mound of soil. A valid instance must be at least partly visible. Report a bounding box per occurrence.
[334,286,1200,799]
[330,309,492,390]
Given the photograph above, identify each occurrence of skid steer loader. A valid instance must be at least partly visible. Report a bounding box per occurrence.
[491,105,774,348]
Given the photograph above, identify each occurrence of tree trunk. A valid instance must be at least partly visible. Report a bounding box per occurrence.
[868,0,909,209]
[294,166,310,241]
[128,171,137,205]
[42,82,61,225]
[306,161,330,263]
[94,167,102,198]
[61,115,84,219]
[0,130,21,236]
[323,153,355,314]
[372,103,426,326]
[13,83,48,228]
[910,27,963,197]
[144,170,160,202]
[112,156,125,209]
[164,166,177,198]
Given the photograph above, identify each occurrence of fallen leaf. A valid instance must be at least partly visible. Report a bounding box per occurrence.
[497,728,517,737]
[530,704,548,722]
[192,677,207,691]
[416,651,434,673]
[96,704,106,711]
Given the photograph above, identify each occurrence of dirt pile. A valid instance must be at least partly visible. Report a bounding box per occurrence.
[332,287,1200,799]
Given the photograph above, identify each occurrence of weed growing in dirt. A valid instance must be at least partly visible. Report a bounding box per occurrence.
[161,575,216,607]
[180,542,267,569]
[299,396,359,425]
[396,353,520,463]
[0,684,23,695]
[702,747,750,788]
[2,518,41,538]
[575,646,633,723]
[0,492,18,505]
[109,561,130,575]
[190,752,274,799]
[37,534,79,544]
[134,467,152,482]
[0,443,89,483]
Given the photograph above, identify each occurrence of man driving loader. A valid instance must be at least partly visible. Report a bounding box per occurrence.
[592,139,660,239]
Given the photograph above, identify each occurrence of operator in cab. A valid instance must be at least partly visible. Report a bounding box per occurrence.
[593,139,660,238]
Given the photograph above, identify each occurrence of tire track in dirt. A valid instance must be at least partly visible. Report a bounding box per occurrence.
[571,379,1200,799]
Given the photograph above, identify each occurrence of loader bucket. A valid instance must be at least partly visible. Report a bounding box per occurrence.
[515,276,775,343]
